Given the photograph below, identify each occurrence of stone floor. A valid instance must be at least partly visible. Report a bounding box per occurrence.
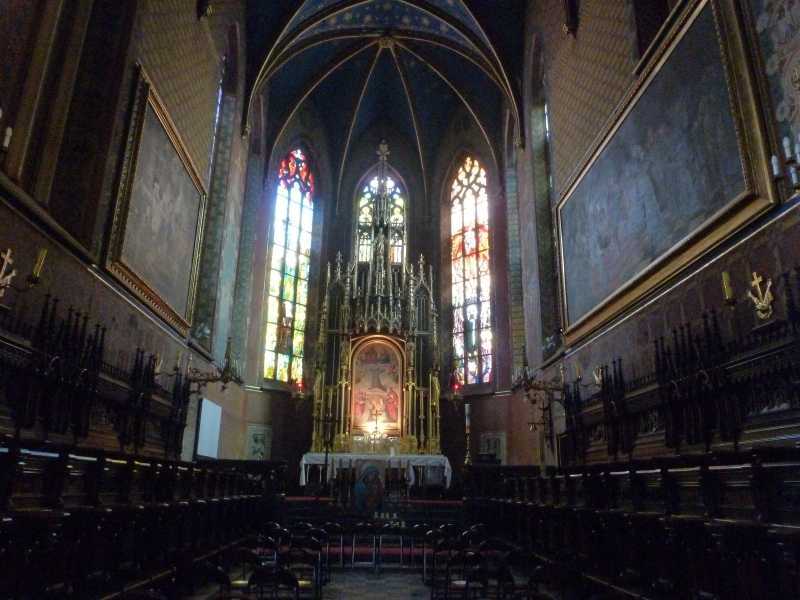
[189,568,430,599]
[324,570,428,599]
[189,566,558,599]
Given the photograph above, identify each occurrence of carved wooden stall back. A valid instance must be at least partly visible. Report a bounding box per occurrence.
[466,446,800,598]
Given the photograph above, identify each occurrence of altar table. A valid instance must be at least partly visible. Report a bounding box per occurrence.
[299,453,452,488]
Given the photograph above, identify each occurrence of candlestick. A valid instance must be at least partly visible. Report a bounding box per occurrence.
[721,270,734,305]
[31,248,47,280]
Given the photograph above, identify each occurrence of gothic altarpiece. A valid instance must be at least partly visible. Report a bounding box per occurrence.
[309,143,441,455]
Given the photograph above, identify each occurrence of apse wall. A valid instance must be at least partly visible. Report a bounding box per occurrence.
[519,0,800,465]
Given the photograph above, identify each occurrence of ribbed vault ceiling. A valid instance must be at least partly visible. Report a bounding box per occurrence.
[247,0,525,200]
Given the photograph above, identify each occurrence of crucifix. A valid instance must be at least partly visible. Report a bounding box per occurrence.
[368,404,384,445]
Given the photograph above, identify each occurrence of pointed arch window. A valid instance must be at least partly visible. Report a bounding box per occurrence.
[264,149,314,383]
[356,174,406,263]
[451,156,492,385]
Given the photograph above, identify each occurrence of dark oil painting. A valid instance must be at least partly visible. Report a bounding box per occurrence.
[559,4,746,325]
[121,102,202,319]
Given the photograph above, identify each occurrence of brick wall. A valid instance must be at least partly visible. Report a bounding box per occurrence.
[136,0,222,184]
[531,0,638,198]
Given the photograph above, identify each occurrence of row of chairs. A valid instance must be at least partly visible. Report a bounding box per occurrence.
[425,524,548,600]
[282,519,437,569]
[201,533,325,599]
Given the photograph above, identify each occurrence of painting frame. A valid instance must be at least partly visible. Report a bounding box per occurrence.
[349,335,405,438]
[556,0,777,345]
[246,423,272,461]
[106,65,207,336]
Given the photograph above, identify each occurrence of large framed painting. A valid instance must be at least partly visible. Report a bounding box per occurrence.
[107,66,207,335]
[557,0,776,344]
[350,337,403,437]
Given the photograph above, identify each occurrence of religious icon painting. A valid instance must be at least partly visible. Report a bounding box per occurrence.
[353,459,386,514]
[350,338,403,437]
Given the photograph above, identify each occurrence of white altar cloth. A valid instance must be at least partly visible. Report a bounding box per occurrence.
[299,453,452,488]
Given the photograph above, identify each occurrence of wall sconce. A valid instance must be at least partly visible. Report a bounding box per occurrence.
[0,247,47,308]
[513,356,565,451]
[721,270,736,308]
[187,337,242,391]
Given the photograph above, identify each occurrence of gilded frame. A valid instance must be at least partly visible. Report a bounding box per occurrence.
[106,65,207,336]
[349,335,405,438]
[556,0,777,345]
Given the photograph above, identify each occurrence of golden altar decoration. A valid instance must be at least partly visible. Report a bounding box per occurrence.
[310,142,441,454]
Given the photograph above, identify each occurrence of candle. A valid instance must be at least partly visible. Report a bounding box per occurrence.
[791,166,800,188]
[2,127,11,149]
[721,271,734,303]
[32,248,47,279]
[772,155,781,178]
[784,136,794,161]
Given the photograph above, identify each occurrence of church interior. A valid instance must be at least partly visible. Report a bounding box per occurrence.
[1,0,800,598]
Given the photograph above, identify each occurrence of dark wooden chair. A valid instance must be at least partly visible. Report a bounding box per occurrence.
[446,550,489,599]
[351,520,377,567]
[324,521,345,568]
[282,547,319,599]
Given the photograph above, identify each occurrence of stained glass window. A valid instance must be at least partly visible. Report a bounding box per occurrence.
[264,149,314,382]
[356,174,405,263]
[451,156,492,385]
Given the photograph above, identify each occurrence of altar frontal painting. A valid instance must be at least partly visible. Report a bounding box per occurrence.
[351,339,402,436]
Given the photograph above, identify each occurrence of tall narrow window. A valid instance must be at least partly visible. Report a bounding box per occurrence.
[356,174,405,263]
[207,57,225,185]
[264,149,314,382]
[451,156,492,385]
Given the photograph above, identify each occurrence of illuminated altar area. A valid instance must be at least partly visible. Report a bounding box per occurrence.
[305,143,445,469]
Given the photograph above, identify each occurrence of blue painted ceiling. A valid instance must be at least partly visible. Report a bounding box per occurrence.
[248,0,525,200]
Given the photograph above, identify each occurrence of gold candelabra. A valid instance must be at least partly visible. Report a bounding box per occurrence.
[187,337,243,391]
